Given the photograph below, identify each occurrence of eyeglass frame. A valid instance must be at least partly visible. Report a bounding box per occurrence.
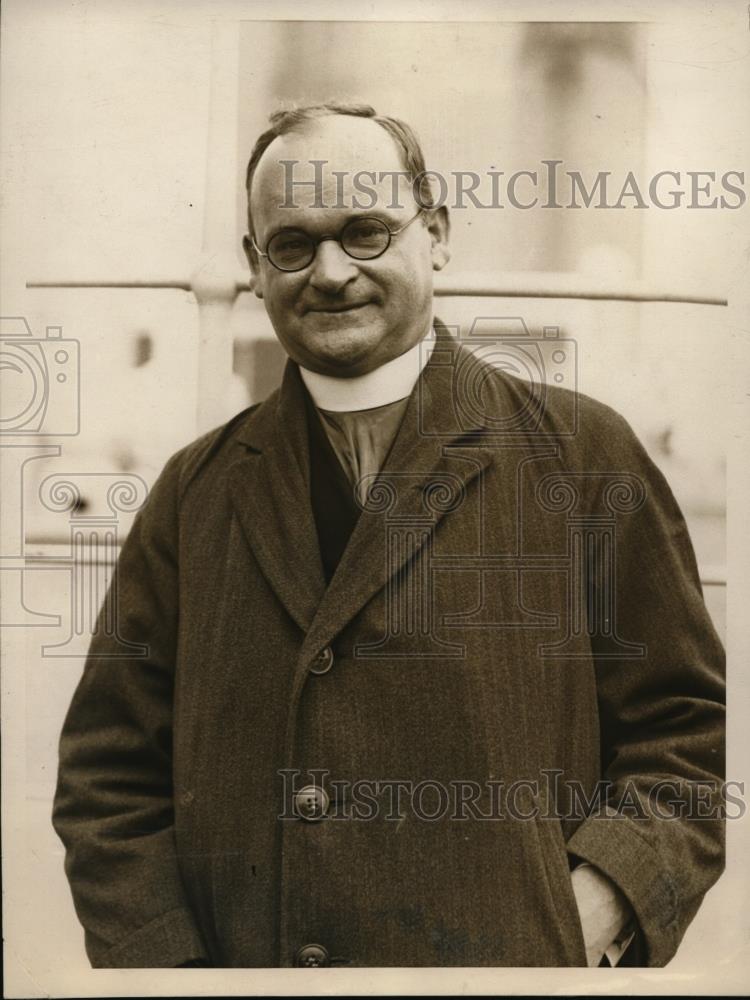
[249,208,428,273]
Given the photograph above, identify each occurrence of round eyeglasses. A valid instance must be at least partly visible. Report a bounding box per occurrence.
[250,210,425,273]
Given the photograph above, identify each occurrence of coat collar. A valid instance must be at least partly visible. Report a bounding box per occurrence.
[227,322,495,652]
[233,322,485,450]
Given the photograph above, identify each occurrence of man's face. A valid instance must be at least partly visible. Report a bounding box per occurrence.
[244,116,450,378]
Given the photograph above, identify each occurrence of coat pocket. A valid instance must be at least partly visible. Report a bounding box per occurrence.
[533,816,588,967]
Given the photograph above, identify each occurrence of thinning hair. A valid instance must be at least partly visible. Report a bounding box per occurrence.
[244,102,434,232]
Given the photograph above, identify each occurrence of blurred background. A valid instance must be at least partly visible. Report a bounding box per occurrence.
[2,3,745,988]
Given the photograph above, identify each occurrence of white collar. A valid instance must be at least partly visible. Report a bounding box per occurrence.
[299,330,436,413]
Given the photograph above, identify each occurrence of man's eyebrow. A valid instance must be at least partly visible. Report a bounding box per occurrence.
[265,211,400,239]
[267,223,310,235]
[256,221,310,244]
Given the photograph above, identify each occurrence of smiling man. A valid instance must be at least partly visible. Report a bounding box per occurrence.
[53,103,725,969]
[243,111,447,377]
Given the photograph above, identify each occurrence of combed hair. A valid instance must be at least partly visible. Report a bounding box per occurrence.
[244,102,434,231]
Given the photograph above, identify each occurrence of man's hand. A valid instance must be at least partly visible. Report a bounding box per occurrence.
[570,862,635,967]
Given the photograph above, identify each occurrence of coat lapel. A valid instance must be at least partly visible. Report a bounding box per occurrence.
[227,363,326,633]
[227,326,497,655]
[300,328,494,660]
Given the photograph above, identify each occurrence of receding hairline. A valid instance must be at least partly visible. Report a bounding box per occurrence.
[256,113,407,169]
[244,103,434,231]
[248,117,407,214]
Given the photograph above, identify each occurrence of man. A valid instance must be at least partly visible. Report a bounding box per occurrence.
[53,103,725,969]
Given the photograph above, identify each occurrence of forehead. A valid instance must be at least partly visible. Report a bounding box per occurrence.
[250,116,413,235]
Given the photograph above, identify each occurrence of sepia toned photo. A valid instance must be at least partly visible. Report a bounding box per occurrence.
[1,1,748,996]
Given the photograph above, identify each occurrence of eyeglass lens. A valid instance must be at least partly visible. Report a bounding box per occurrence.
[267,217,391,271]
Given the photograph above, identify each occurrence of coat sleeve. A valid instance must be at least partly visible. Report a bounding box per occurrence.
[52,449,209,968]
[565,406,726,967]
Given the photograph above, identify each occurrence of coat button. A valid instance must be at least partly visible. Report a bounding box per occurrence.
[295,943,330,967]
[294,784,330,821]
[309,646,334,675]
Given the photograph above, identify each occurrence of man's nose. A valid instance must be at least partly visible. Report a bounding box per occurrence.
[308,239,358,293]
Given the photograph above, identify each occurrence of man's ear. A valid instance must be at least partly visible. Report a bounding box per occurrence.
[242,234,264,299]
[426,206,451,272]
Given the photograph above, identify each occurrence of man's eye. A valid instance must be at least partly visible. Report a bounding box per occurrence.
[345,220,386,244]
[274,234,308,253]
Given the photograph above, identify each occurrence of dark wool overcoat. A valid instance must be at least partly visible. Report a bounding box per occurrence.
[52,326,725,968]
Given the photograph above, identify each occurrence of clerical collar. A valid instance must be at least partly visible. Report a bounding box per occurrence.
[298,330,436,413]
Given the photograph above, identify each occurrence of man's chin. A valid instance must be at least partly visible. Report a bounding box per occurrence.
[300,320,384,376]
